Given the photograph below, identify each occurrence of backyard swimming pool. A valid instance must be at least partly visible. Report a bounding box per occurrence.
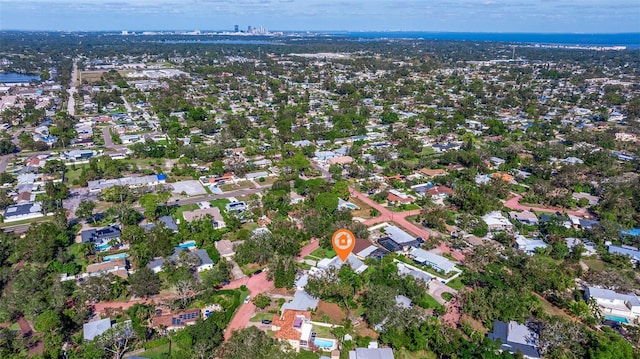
[96,243,112,252]
[178,241,196,249]
[103,253,128,261]
[604,314,629,324]
[313,338,336,350]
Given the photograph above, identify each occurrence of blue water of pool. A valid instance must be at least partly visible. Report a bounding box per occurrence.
[604,314,629,323]
[96,243,112,251]
[313,338,335,349]
[178,241,196,249]
[103,253,128,261]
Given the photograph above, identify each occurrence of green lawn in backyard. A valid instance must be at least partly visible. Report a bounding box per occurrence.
[446,277,465,290]
[311,247,336,259]
[309,324,336,339]
[396,349,437,359]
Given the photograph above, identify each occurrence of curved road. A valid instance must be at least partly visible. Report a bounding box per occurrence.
[350,187,465,261]
[222,239,319,340]
[504,194,588,217]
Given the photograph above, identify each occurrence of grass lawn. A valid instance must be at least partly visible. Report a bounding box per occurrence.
[446,277,465,290]
[310,324,336,339]
[534,292,573,319]
[583,258,607,271]
[258,176,279,186]
[420,293,444,310]
[174,203,199,220]
[0,215,54,229]
[311,247,336,259]
[396,349,437,359]
[250,312,274,322]
[210,198,231,212]
[390,203,421,212]
[220,181,255,192]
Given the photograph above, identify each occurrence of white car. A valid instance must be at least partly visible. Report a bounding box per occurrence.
[244,296,251,304]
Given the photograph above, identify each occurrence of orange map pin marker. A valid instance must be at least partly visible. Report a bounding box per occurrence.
[332,228,355,262]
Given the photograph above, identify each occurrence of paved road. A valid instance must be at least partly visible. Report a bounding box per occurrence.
[102,126,114,147]
[67,59,78,116]
[351,187,466,261]
[222,239,319,340]
[504,194,588,217]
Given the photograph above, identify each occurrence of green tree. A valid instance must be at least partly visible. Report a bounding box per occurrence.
[76,199,96,223]
[252,293,271,309]
[34,309,61,333]
[128,266,161,298]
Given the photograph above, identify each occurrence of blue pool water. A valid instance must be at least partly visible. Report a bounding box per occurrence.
[313,338,336,349]
[96,243,112,251]
[178,241,196,249]
[103,253,128,261]
[604,315,629,324]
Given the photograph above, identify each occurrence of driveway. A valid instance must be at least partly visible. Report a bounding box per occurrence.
[428,279,458,305]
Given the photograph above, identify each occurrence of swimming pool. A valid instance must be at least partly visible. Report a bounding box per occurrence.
[604,314,629,324]
[344,203,360,210]
[103,253,128,261]
[313,338,336,350]
[96,243,112,252]
[178,241,196,249]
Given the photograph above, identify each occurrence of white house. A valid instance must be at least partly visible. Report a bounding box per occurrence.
[482,211,513,231]
[409,248,456,274]
[585,287,640,322]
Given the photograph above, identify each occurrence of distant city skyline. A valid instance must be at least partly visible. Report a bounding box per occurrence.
[0,0,638,33]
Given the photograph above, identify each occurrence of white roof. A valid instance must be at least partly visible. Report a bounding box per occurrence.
[385,225,416,244]
[409,248,456,272]
[83,318,111,341]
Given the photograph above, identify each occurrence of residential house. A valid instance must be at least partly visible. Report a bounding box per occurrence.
[3,202,44,222]
[608,245,640,265]
[152,308,200,332]
[88,174,166,192]
[572,192,599,206]
[409,248,456,274]
[515,236,548,255]
[143,215,179,232]
[280,290,320,314]
[147,257,165,274]
[418,168,447,178]
[182,207,226,228]
[327,156,354,165]
[83,318,112,341]
[272,310,315,352]
[378,225,421,253]
[509,211,538,226]
[85,258,129,279]
[565,238,597,257]
[387,189,414,204]
[396,262,433,284]
[316,254,368,274]
[482,211,513,231]
[215,239,236,259]
[80,226,121,248]
[425,186,453,203]
[488,320,540,359]
[171,247,214,272]
[585,287,640,322]
[226,201,247,213]
[489,157,506,168]
[348,348,395,359]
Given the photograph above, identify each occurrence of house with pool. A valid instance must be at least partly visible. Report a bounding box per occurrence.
[80,225,121,252]
[271,309,337,352]
[585,287,640,324]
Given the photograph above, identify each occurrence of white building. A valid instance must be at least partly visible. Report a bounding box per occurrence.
[585,287,640,323]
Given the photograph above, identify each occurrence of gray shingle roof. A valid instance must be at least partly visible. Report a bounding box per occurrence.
[83,318,112,341]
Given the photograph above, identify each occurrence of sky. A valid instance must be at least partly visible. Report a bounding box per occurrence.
[0,0,639,33]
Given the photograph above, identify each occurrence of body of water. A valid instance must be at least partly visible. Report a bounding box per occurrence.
[0,72,41,83]
[337,32,640,49]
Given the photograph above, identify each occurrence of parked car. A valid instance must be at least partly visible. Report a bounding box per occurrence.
[221,280,230,286]
[244,296,251,304]
[261,319,272,325]
[253,269,263,275]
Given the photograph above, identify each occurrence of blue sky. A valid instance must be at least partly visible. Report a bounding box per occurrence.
[0,0,638,33]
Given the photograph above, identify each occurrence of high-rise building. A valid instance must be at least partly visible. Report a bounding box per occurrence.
[234,25,239,32]
[248,25,252,33]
